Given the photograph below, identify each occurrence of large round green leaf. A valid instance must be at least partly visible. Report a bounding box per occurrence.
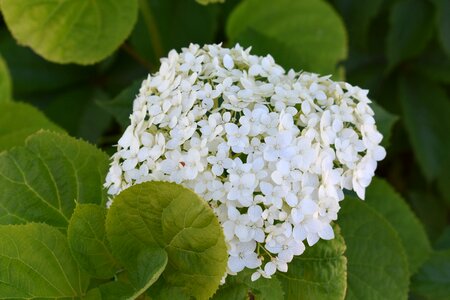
[338,198,409,300]
[0,101,64,151]
[0,53,11,102]
[106,181,228,300]
[0,131,109,228]
[276,226,347,300]
[365,178,431,274]
[0,223,89,298]
[0,0,139,64]
[226,0,347,75]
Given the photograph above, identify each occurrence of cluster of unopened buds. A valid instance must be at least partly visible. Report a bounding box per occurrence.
[105,43,386,281]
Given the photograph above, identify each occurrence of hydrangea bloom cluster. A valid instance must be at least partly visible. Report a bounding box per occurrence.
[105,43,386,280]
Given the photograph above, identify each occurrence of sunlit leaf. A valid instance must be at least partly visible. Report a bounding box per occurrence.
[68,204,119,279]
[0,0,138,64]
[0,223,89,298]
[106,181,228,299]
[0,131,109,228]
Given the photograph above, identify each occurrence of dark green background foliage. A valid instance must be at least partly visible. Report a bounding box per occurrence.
[0,0,449,299]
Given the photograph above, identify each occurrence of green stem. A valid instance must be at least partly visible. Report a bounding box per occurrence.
[121,43,153,71]
[258,243,274,259]
[138,0,164,60]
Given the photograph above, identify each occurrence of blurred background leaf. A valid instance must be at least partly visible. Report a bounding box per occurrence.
[399,75,450,181]
[226,0,347,77]
[411,250,450,299]
[130,0,221,67]
[386,0,435,70]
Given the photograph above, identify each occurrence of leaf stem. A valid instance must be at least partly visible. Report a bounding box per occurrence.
[121,43,153,71]
[138,0,164,60]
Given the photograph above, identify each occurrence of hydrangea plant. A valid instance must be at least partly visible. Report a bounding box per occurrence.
[0,0,442,298]
[105,43,386,280]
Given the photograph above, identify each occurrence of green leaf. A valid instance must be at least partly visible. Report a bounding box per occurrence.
[68,204,119,279]
[413,45,450,84]
[364,178,431,274]
[247,275,284,300]
[196,0,225,5]
[370,101,398,148]
[408,191,448,242]
[215,229,345,300]
[45,88,112,144]
[338,198,409,300]
[435,226,450,250]
[0,52,12,102]
[386,0,435,69]
[212,283,248,300]
[130,0,220,67]
[97,80,141,129]
[85,281,135,300]
[106,181,228,300]
[0,101,64,151]
[0,131,109,228]
[399,76,450,181]
[87,248,168,300]
[276,226,346,300]
[411,250,450,299]
[432,0,450,57]
[0,0,139,64]
[147,280,190,300]
[0,30,92,96]
[128,247,168,293]
[333,0,384,49]
[214,269,284,300]
[226,0,347,75]
[0,223,89,298]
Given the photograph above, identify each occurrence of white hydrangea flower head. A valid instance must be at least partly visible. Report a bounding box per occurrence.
[104,43,386,280]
